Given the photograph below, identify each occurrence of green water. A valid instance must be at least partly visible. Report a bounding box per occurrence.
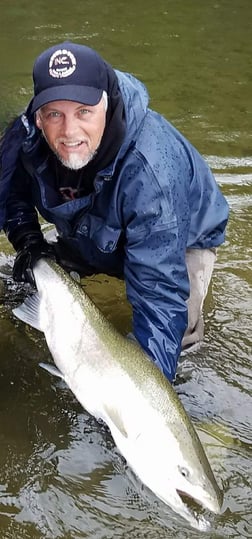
[0,1,251,538]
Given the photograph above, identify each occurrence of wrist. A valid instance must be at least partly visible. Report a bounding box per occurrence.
[10,229,44,251]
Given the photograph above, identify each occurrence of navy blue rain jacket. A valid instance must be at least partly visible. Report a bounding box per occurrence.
[0,70,229,381]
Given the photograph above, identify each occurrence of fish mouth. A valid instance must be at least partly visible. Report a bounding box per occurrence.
[176,489,223,514]
[177,486,223,514]
[177,489,203,509]
[176,489,214,530]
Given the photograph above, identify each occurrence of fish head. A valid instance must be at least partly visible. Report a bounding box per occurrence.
[123,418,223,531]
[168,446,223,512]
[147,382,224,524]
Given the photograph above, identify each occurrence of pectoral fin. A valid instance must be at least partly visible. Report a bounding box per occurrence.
[13,293,42,331]
[39,362,65,380]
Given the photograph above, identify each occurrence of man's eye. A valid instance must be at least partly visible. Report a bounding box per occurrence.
[48,111,61,118]
[79,108,90,115]
[42,111,61,119]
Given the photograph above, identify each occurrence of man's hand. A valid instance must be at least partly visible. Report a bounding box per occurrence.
[13,237,56,287]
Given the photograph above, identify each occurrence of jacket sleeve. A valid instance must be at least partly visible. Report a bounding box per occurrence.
[121,153,191,382]
[119,119,228,382]
[4,158,43,250]
[125,224,189,382]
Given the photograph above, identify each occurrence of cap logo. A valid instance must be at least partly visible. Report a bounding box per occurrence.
[49,49,77,79]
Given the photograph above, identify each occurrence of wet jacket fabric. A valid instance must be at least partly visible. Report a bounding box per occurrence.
[0,70,229,381]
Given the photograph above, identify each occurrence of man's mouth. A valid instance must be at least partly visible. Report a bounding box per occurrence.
[61,141,85,148]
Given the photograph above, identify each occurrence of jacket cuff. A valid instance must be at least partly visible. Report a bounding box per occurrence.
[8,224,44,251]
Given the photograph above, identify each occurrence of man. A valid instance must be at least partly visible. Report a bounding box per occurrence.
[0,41,229,382]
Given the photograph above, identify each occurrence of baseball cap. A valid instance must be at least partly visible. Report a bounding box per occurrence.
[31,41,108,113]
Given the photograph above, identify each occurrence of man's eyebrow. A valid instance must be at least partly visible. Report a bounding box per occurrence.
[41,103,94,112]
[76,103,94,109]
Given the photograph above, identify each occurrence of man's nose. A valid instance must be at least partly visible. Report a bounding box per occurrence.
[62,115,80,138]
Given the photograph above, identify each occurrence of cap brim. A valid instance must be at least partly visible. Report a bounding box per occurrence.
[31,84,103,113]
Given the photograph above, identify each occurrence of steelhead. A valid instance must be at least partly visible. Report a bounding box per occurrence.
[13,258,223,530]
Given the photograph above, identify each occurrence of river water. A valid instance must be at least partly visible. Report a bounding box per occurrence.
[0,1,251,538]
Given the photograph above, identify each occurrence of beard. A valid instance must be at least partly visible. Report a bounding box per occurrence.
[55,148,97,170]
[41,128,98,170]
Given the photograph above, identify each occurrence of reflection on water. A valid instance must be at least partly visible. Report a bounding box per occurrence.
[0,0,252,537]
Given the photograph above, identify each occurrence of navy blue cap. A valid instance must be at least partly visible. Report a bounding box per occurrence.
[31,42,108,113]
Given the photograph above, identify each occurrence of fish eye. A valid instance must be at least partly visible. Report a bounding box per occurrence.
[178,465,190,478]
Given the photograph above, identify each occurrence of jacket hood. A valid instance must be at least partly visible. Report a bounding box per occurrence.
[115,70,149,153]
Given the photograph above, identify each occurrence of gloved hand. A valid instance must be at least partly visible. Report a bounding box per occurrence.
[13,235,57,287]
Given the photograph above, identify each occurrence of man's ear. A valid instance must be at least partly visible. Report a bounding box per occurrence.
[35,111,42,130]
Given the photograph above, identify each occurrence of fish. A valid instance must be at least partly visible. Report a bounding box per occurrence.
[12,258,223,531]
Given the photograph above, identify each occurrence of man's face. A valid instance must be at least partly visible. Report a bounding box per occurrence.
[35,98,106,170]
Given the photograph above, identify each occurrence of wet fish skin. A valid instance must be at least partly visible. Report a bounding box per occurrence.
[13,258,223,530]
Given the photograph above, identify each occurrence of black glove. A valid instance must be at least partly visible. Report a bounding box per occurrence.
[13,235,57,287]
